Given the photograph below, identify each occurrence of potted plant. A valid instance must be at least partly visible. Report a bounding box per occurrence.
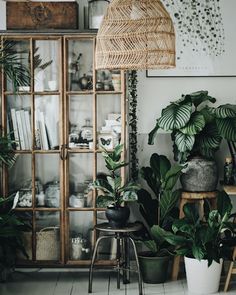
[155,191,235,294]
[137,153,185,283]
[93,144,139,228]
[148,90,236,192]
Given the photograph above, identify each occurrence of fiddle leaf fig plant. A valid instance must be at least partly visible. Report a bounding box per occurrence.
[149,90,236,163]
[137,153,185,256]
[93,144,139,207]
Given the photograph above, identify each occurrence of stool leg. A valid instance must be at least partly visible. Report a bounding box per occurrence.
[224,247,236,292]
[128,237,143,295]
[88,235,111,293]
[116,233,121,289]
[172,256,181,281]
[123,236,130,284]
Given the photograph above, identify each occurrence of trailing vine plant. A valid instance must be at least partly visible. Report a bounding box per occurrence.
[128,70,138,181]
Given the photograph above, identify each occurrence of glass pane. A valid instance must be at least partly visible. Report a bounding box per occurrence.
[67,39,93,91]
[97,95,121,150]
[96,153,109,208]
[96,70,121,91]
[35,154,60,208]
[69,154,93,208]
[96,211,116,260]
[8,154,32,208]
[69,211,93,260]
[69,95,93,149]
[34,40,60,92]
[36,211,60,261]
[6,40,30,92]
[7,95,31,150]
[34,95,60,150]
[16,212,33,261]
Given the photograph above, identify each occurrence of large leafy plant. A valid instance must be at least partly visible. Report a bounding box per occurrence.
[149,91,236,163]
[138,153,185,256]
[155,191,235,265]
[93,144,139,207]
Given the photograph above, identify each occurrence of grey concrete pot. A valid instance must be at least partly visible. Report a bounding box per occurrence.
[180,157,218,192]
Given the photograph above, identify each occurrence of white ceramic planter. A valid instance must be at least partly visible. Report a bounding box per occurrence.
[184,256,223,294]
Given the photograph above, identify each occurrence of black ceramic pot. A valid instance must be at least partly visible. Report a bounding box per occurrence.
[105,205,130,228]
[180,156,218,192]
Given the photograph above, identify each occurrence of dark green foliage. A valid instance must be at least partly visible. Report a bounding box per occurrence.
[0,130,15,168]
[155,191,236,266]
[149,90,236,163]
[138,153,185,255]
[93,144,139,207]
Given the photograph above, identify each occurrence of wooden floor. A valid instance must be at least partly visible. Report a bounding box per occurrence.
[0,270,236,295]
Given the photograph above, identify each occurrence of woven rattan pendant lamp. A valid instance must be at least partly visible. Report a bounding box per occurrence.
[95,0,176,70]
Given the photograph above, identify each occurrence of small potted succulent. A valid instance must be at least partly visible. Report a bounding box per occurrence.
[137,153,185,283]
[148,90,236,192]
[93,144,139,228]
[155,191,235,294]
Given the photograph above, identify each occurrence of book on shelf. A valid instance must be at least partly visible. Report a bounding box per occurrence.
[20,110,29,150]
[39,111,49,150]
[35,116,42,150]
[35,110,49,150]
[16,110,25,150]
[24,110,32,149]
[10,109,21,150]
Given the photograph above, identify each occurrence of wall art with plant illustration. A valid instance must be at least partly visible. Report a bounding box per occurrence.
[147,0,236,77]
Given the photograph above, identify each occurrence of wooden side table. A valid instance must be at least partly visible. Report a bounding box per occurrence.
[172,191,218,281]
[88,223,143,295]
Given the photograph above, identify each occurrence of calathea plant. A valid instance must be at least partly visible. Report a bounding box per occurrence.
[149,90,236,163]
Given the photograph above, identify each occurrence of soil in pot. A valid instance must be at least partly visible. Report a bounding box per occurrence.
[180,157,218,192]
[138,252,170,284]
[105,205,130,228]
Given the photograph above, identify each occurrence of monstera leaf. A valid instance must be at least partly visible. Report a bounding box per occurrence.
[158,102,192,131]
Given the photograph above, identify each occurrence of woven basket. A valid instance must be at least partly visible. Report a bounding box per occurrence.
[96,0,176,70]
[36,227,60,260]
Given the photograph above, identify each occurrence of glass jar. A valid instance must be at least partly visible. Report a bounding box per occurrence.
[69,193,85,208]
[88,0,110,29]
[45,181,60,208]
[224,157,233,185]
[80,119,93,143]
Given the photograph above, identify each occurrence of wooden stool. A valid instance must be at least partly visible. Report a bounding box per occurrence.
[224,247,236,292]
[172,191,217,281]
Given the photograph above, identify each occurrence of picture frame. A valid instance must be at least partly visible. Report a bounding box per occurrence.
[147,0,236,77]
[98,133,114,150]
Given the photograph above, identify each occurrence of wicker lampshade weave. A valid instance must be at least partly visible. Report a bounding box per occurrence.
[95,0,176,70]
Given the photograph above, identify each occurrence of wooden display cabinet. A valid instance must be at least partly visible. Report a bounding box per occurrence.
[1,32,126,267]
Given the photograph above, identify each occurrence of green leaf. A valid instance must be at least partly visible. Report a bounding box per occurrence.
[186,90,216,108]
[154,226,188,246]
[143,240,157,253]
[150,153,171,181]
[160,189,181,222]
[92,179,113,194]
[148,122,159,145]
[180,112,205,135]
[183,203,199,224]
[174,131,195,153]
[96,195,114,207]
[122,191,138,202]
[207,105,236,118]
[217,190,232,217]
[192,243,205,260]
[140,167,160,197]
[137,189,158,227]
[172,219,195,235]
[216,117,236,141]
[158,102,192,131]
[195,123,221,151]
[164,164,185,190]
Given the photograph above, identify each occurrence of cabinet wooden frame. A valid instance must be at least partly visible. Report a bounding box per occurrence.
[1,32,126,267]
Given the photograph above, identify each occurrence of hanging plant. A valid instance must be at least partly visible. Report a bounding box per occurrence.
[128,70,138,181]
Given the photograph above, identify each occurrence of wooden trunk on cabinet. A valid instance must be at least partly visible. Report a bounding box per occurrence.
[1,32,126,267]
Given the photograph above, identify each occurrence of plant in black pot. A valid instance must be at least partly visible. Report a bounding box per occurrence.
[93,144,139,228]
[148,90,236,192]
[155,191,236,294]
[137,153,185,283]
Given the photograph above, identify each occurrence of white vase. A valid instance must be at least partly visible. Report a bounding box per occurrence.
[184,256,223,294]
